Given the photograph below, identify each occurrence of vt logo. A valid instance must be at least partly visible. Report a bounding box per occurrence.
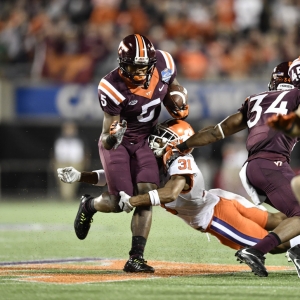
[274,161,282,167]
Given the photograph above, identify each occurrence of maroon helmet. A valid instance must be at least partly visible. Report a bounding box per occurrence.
[118,34,157,88]
[288,57,300,88]
[268,61,294,91]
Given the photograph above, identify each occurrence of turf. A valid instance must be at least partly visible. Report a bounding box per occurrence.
[0,199,298,300]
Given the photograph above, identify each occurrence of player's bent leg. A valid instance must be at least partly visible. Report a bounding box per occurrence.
[264,212,287,231]
[269,241,290,254]
[74,194,96,240]
[74,192,122,240]
[93,191,122,213]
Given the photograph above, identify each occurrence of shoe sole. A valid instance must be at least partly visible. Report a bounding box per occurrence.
[123,268,155,273]
[235,252,268,277]
[286,252,300,278]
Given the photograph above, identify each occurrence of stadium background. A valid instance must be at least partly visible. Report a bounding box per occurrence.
[0,0,300,200]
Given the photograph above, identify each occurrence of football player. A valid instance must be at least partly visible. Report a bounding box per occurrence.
[175,61,300,278]
[267,57,300,233]
[58,120,299,259]
[72,34,188,273]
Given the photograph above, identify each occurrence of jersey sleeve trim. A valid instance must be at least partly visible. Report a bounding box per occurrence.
[157,50,175,75]
[98,78,126,105]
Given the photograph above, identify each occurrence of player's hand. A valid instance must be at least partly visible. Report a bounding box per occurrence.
[109,120,127,149]
[119,191,133,213]
[57,167,81,184]
[167,104,189,120]
[267,112,297,132]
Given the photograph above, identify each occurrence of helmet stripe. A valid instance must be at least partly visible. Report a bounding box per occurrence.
[135,34,146,58]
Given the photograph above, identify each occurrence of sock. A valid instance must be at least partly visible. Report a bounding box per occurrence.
[290,236,300,248]
[252,232,281,254]
[84,198,97,214]
[129,236,146,258]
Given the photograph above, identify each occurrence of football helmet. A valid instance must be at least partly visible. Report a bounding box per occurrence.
[268,61,294,91]
[288,57,300,88]
[118,34,157,88]
[149,119,195,157]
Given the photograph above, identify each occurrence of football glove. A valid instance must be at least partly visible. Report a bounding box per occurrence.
[166,104,189,120]
[109,120,127,149]
[119,191,133,213]
[267,112,298,133]
[57,167,81,184]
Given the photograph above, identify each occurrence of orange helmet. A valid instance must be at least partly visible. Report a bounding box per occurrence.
[149,119,194,157]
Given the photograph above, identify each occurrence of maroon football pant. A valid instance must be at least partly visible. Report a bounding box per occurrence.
[99,137,160,196]
[246,158,300,217]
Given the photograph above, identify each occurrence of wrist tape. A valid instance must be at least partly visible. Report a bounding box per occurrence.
[217,123,225,139]
[148,190,161,206]
[92,169,107,186]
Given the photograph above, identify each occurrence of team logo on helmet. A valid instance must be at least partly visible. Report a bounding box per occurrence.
[268,61,294,91]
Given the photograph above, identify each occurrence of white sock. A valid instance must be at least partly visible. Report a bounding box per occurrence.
[290,235,300,248]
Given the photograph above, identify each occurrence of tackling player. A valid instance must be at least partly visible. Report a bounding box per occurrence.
[72,34,188,273]
[175,61,300,278]
[58,120,299,260]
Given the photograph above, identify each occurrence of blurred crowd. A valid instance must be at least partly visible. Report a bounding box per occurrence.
[0,0,299,83]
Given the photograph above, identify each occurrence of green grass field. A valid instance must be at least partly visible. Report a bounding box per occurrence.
[0,199,299,300]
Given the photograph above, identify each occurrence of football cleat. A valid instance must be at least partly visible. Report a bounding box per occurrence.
[123,256,155,273]
[74,194,95,240]
[235,248,268,277]
[286,245,300,278]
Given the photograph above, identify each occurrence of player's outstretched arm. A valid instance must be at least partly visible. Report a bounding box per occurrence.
[119,175,186,212]
[57,167,104,185]
[177,112,247,152]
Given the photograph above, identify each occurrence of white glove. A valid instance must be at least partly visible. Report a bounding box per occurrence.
[119,191,133,213]
[109,120,127,149]
[57,167,81,184]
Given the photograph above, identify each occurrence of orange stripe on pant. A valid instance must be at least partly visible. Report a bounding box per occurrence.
[205,197,268,250]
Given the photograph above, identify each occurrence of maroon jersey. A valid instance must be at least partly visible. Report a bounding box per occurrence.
[239,88,300,162]
[98,50,177,144]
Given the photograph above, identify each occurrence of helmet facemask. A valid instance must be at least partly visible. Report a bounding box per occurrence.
[149,120,194,158]
[119,59,156,88]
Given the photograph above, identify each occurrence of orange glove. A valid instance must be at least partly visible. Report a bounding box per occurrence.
[267,112,298,133]
[166,104,189,120]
